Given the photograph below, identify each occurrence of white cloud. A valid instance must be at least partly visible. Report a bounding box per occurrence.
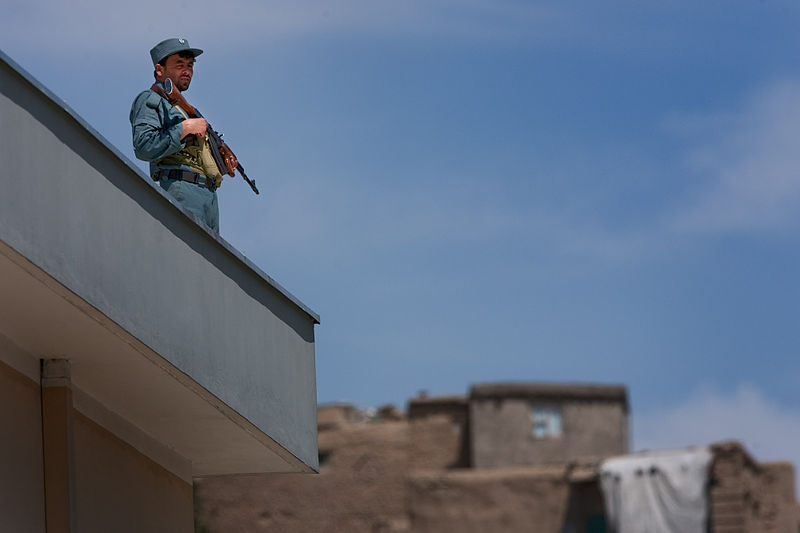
[667,81,800,235]
[544,80,800,263]
[634,384,800,473]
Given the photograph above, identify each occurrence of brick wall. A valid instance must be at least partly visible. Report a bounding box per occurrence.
[709,441,799,533]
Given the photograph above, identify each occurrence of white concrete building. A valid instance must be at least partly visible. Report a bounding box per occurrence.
[0,50,319,533]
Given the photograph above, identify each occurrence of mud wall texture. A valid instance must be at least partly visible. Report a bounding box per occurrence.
[196,420,412,533]
[709,441,799,533]
[195,404,799,533]
[408,396,470,469]
[407,468,570,533]
[195,414,578,533]
[470,397,627,468]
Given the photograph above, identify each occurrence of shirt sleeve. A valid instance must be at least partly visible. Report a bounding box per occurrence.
[129,91,183,162]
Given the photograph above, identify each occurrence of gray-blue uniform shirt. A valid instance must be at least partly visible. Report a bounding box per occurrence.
[129,82,219,231]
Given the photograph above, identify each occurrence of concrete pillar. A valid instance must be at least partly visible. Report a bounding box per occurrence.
[41,359,76,533]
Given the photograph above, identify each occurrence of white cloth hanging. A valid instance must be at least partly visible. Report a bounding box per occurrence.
[599,447,713,533]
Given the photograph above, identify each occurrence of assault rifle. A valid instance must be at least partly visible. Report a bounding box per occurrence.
[151,79,260,195]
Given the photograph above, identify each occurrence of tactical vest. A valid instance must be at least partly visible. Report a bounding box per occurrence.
[157,105,224,187]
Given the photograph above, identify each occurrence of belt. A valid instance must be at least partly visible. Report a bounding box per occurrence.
[155,169,217,191]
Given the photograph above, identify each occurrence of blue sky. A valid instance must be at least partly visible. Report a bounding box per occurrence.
[4,0,800,470]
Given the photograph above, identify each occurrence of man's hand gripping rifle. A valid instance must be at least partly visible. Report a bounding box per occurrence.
[152,79,260,194]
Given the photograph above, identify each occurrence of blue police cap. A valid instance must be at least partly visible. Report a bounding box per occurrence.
[150,38,203,65]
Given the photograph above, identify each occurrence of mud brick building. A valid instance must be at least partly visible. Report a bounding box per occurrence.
[195,382,798,532]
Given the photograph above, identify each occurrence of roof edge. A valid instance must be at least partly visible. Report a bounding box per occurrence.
[470,381,628,409]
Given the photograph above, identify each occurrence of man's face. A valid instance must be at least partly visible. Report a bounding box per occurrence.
[156,53,195,92]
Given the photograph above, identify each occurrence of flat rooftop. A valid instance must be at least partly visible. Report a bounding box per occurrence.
[470,382,628,410]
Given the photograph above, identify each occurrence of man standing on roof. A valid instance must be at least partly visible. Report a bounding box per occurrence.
[130,38,229,232]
